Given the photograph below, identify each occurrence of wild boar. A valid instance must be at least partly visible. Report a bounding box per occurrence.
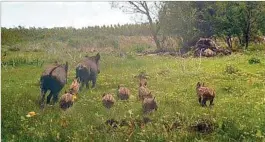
[40,62,68,109]
[76,53,100,90]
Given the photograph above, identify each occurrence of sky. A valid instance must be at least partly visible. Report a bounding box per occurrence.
[1,2,135,28]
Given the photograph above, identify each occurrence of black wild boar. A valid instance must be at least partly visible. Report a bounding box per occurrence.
[39,62,68,109]
[76,53,100,90]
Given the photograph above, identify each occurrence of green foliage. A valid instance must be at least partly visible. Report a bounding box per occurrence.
[67,38,82,48]
[8,46,20,52]
[248,57,261,64]
[1,57,44,67]
[159,1,265,49]
[160,2,199,46]
[224,64,239,74]
[248,44,265,51]
[112,39,120,49]
[131,44,150,53]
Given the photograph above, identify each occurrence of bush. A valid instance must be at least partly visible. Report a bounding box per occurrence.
[68,39,81,48]
[8,46,20,52]
[248,57,261,64]
[1,57,44,67]
[225,64,239,74]
[248,44,265,51]
[131,44,150,53]
[112,39,120,49]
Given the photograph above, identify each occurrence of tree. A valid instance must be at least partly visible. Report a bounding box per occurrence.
[208,1,265,49]
[206,2,242,49]
[238,2,265,49]
[159,2,208,50]
[111,1,164,51]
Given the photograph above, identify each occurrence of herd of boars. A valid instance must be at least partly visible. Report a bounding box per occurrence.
[39,53,215,113]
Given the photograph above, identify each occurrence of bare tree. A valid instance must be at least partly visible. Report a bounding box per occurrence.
[111,1,164,51]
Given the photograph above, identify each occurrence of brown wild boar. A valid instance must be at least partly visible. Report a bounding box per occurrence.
[138,81,152,101]
[40,62,68,109]
[117,85,130,100]
[196,82,216,107]
[139,78,147,87]
[102,93,115,109]
[59,91,74,110]
[142,96,158,114]
[69,78,80,95]
[76,53,100,90]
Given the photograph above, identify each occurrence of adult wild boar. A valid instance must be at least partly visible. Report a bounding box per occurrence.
[76,53,100,90]
[40,62,68,109]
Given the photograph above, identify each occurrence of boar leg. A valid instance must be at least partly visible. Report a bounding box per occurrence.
[210,98,214,106]
[92,77,97,88]
[52,92,59,104]
[201,97,207,107]
[46,91,53,104]
[79,81,85,91]
[40,89,47,109]
[85,80,89,89]
[198,96,202,104]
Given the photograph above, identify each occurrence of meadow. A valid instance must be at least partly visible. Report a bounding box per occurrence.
[1,42,265,141]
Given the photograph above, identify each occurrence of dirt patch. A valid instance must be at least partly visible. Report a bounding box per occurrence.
[170,120,182,130]
[190,119,215,134]
[134,71,149,79]
[105,117,152,129]
[105,119,119,128]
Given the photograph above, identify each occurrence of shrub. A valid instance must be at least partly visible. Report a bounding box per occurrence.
[248,44,265,51]
[8,46,20,52]
[68,39,81,48]
[112,39,120,49]
[225,64,239,74]
[132,44,149,53]
[1,57,44,67]
[248,57,261,64]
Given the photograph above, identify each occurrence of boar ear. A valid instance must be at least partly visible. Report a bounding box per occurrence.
[96,53,100,61]
[102,93,106,97]
[153,96,156,100]
[65,90,67,94]
[202,82,205,86]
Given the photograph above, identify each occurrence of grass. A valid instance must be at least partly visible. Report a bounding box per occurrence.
[1,45,265,141]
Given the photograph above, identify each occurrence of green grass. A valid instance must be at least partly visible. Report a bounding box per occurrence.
[1,47,265,141]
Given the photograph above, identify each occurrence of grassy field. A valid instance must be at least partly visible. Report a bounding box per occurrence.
[1,45,265,141]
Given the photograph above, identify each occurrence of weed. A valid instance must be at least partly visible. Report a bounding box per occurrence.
[248,57,261,64]
[225,64,239,74]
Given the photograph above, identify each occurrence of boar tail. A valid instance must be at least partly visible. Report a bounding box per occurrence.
[48,65,60,77]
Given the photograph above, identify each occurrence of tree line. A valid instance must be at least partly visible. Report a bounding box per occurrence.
[2,1,265,51]
[1,24,151,46]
